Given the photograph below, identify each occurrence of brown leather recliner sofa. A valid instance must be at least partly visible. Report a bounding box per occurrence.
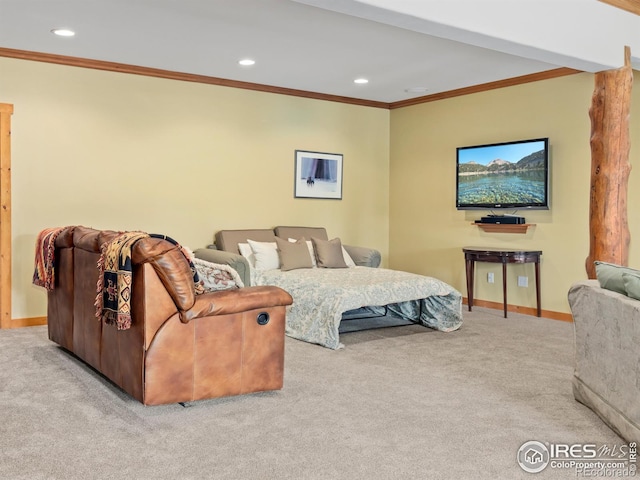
[45,226,293,406]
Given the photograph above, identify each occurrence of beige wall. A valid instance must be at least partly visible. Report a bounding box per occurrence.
[390,72,640,314]
[3,56,638,320]
[1,57,390,319]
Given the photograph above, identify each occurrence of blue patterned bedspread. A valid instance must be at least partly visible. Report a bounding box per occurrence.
[253,266,463,349]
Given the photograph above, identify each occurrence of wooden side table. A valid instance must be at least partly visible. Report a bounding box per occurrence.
[463,247,542,318]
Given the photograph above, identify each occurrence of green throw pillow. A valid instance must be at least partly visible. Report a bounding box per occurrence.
[594,261,640,295]
[622,271,640,300]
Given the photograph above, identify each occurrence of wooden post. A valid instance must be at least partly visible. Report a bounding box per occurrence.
[0,103,13,328]
[586,47,633,278]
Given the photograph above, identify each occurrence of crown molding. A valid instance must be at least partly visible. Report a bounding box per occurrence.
[0,47,581,110]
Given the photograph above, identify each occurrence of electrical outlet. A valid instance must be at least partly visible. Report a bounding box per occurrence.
[518,276,529,287]
[487,272,494,284]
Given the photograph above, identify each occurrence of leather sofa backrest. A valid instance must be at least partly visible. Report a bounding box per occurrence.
[71,226,196,313]
[132,236,196,312]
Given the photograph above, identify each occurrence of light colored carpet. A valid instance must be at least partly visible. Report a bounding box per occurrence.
[0,307,622,480]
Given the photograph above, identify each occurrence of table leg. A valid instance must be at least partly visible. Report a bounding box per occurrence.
[535,260,541,317]
[502,261,508,318]
[465,258,474,311]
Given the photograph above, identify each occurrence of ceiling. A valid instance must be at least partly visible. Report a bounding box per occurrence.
[0,0,638,104]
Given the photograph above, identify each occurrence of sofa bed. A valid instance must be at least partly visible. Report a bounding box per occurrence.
[569,262,640,442]
[194,226,463,349]
[34,226,293,405]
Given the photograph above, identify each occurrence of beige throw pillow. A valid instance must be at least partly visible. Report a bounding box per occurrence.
[276,237,313,271]
[311,237,348,268]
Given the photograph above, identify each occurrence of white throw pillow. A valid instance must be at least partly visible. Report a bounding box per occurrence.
[238,243,256,269]
[342,246,356,267]
[247,239,280,270]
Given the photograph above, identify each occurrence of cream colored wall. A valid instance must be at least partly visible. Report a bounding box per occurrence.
[390,72,640,314]
[1,57,390,320]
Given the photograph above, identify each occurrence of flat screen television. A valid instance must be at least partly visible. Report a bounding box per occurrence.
[456,137,549,211]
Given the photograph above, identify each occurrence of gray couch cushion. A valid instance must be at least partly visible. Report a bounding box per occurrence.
[568,279,640,442]
[215,229,276,253]
[274,226,328,241]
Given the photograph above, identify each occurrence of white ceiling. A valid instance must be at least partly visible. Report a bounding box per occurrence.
[0,0,638,104]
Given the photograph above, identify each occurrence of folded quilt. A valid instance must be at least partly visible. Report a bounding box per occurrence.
[192,256,244,291]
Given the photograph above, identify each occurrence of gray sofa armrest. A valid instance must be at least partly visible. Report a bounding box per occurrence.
[343,244,381,268]
[568,279,640,442]
[193,248,252,287]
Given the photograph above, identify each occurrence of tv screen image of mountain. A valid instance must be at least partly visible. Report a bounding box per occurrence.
[456,137,549,211]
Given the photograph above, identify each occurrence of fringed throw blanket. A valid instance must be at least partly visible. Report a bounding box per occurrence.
[95,231,149,330]
[32,227,66,291]
[95,232,204,330]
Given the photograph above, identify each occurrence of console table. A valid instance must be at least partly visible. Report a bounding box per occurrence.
[463,247,542,318]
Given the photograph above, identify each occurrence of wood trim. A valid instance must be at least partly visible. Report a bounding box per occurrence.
[7,316,47,328]
[0,47,391,109]
[462,297,574,322]
[598,0,640,15]
[389,68,582,109]
[0,103,13,329]
[0,47,583,110]
[473,223,535,234]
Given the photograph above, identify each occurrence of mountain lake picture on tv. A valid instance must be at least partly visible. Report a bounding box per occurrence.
[456,138,549,210]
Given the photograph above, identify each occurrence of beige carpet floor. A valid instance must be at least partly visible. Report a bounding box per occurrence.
[0,307,623,480]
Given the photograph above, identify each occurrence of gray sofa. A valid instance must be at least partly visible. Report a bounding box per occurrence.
[568,279,640,442]
[194,226,381,286]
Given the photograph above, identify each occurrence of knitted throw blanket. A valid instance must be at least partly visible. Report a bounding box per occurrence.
[95,232,205,330]
[32,227,66,291]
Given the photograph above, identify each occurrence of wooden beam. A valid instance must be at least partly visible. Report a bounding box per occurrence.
[0,103,13,328]
[586,47,633,278]
[598,0,640,15]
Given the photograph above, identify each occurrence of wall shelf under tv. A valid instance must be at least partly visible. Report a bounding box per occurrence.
[473,223,536,234]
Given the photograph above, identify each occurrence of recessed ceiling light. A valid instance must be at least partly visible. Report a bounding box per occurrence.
[238,59,255,66]
[405,87,429,93]
[354,78,369,85]
[51,28,75,37]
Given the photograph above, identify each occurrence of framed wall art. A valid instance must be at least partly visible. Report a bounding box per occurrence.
[294,150,343,200]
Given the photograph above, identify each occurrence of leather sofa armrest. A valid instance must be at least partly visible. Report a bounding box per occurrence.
[343,244,381,268]
[193,247,251,286]
[180,286,293,323]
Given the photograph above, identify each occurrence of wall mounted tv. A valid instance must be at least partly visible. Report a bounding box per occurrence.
[456,137,549,211]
